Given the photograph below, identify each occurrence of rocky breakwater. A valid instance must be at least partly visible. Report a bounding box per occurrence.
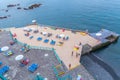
[7,4,20,8]
[23,3,42,10]
[0,15,10,20]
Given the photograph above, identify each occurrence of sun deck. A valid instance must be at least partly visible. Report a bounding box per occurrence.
[10,25,101,70]
[0,31,95,80]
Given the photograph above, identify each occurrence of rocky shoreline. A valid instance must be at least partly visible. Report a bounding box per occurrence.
[0,15,10,20]
[0,3,42,20]
[7,4,20,8]
[23,4,42,10]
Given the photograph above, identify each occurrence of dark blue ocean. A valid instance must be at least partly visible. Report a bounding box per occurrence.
[0,0,120,78]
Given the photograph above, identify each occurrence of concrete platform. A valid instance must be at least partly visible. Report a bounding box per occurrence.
[10,25,101,70]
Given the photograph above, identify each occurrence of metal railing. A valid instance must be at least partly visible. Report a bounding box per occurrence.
[52,48,62,64]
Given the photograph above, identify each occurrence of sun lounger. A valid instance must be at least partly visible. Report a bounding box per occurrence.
[65,36,69,40]
[24,33,30,37]
[28,63,38,73]
[80,32,87,36]
[0,66,9,75]
[63,36,69,40]
[37,37,42,41]
[57,42,64,46]
[33,30,39,33]
[20,58,30,67]
[29,36,33,39]
[9,41,15,45]
[50,40,56,45]
[34,74,45,80]
[47,33,52,37]
[4,50,14,56]
[20,47,25,52]
[44,39,49,43]
[28,29,32,32]
[0,62,2,66]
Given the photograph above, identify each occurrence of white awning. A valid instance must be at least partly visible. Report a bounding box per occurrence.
[23,27,30,31]
[43,32,47,35]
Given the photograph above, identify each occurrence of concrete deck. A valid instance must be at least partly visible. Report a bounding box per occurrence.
[10,25,101,70]
[0,31,95,80]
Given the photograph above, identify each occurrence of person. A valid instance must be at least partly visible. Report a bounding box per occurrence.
[76,53,78,58]
[27,32,29,36]
[79,42,81,46]
[13,33,17,37]
[71,51,73,56]
[69,64,71,69]
[62,29,65,32]
[40,32,42,34]
[14,38,17,42]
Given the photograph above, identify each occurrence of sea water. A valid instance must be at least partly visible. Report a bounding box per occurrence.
[0,0,120,77]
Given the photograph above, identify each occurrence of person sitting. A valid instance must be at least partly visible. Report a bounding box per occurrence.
[9,41,15,45]
[27,32,29,36]
[13,33,17,37]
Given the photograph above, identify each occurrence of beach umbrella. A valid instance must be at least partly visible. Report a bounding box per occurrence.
[32,20,36,23]
[23,27,30,31]
[30,28,35,30]
[96,33,102,36]
[59,34,65,38]
[15,55,24,61]
[1,46,9,51]
[43,32,47,35]
[44,54,48,57]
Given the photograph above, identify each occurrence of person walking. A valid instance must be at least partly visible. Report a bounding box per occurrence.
[76,52,78,58]
[71,51,73,56]
[69,64,71,69]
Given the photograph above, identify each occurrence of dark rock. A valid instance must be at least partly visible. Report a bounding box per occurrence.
[17,7,22,10]
[7,4,16,7]
[0,15,11,19]
[0,16,7,19]
[28,3,41,9]
[1,9,5,11]
[17,4,20,6]
[23,8,29,10]
[5,10,8,12]
[7,4,20,8]
[8,15,11,17]
[23,3,42,10]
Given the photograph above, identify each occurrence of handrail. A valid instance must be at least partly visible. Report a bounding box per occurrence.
[9,31,62,64]
[0,75,7,80]
[52,48,62,64]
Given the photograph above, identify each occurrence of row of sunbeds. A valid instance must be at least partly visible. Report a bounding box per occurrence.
[19,58,39,73]
[0,61,9,75]
[27,36,56,45]
[37,37,56,45]
[0,61,38,75]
